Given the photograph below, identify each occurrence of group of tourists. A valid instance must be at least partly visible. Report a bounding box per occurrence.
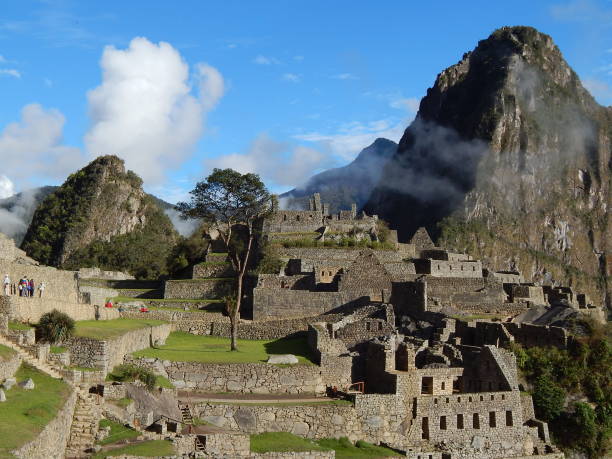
[2,274,46,298]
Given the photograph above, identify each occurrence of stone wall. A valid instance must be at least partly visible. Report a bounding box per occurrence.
[174,433,251,457]
[0,259,80,302]
[455,321,569,349]
[11,389,77,459]
[78,267,134,280]
[164,279,234,299]
[79,285,119,306]
[0,350,20,382]
[66,323,172,373]
[252,452,335,459]
[126,356,327,394]
[0,296,97,322]
[191,262,235,279]
[414,259,483,278]
[424,277,507,312]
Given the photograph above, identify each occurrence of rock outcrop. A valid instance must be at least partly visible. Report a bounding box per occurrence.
[365,26,611,307]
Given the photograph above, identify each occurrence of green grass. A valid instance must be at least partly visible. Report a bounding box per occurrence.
[0,364,71,457]
[0,344,16,360]
[66,366,98,372]
[97,419,139,446]
[208,252,228,257]
[196,261,230,266]
[109,398,133,409]
[132,331,315,364]
[8,322,33,331]
[92,440,175,458]
[168,277,234,282]
[50,346,67,354]
[317,438,401,458]
[250,434,401,457]
[74,318,167,340]
[206,399,353,407]
[155,375,174,389]
[251,432,330,453]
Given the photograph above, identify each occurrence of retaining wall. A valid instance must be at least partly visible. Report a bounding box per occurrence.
[125,356,327,394]
[66,323,172,373]
[0,296,97,322]
[0,259,80,302]
[0,350,20,381]
[164,279,234,299]
[11,389,77,459]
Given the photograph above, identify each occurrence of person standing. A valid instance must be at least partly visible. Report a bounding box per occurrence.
[2,274,9,296]
[29,279,35,298]
[38,282,46,298]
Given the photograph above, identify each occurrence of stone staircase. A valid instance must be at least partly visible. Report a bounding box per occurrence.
[0,333,101,458]
[179,403,194,425]
[65,392,102,458]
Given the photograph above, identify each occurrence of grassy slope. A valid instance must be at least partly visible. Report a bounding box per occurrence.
[0,364,71,457]
[97,419,139,446]
[250,433,401,458]
[132,331,315,364]
[92,440,174,458]
[74,319,167,340]
[0,344,16,360]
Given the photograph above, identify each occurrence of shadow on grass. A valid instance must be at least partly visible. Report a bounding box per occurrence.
[263,334,315,362]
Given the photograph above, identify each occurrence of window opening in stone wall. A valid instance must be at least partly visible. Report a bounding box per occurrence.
[421,417,430,440]
[378,321,383,330]
[442,454,452,459]
[421,377,434,395]
[501,394,505,400]
[441,381,445,390]
[473,413,480,429]
[296,215,300,221]
[366,322,371,331]
[490,394,494,400]
[506,411,513,427]
[283,214,287,221]
[457,413,464,429]
[489,411,496,428]
[440,416,447,430]
[473,266,476,271]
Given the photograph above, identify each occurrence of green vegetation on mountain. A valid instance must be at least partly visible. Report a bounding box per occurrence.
[20,155,178,278]
[511,322,611,457]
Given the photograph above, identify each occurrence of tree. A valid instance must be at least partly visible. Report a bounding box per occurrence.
[37,310,75,344]
[177,168,273,351]
[532,374,566,422]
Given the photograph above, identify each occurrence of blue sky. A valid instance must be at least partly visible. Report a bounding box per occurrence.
[0,0,611,203]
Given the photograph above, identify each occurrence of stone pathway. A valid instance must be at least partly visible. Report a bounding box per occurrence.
[0,334,101,458]
[178,392,336,404]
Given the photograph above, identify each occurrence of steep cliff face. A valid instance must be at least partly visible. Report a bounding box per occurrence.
[365,26,611,306]
[281,138,397,212]
[21,155,177,275]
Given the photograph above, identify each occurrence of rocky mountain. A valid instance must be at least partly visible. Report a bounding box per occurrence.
[0,186,58,244]
[365,26,611,307]
[281,138,397,212]
[20,155,178,277]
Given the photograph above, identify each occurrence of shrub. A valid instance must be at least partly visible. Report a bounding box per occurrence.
[107,364,157,391]
[36,310,75,344]
[532,374,565,422]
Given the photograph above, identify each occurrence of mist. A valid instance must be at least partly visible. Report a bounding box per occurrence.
[0,189,41,243]
[164,208,200,237]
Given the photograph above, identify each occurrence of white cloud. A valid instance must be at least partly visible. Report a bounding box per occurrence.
[0,103,82,182]
[0,175,15,199]
[331,73,358,80]
[253,55,279,65]
[282,73,300,82]
[85,37,225,184]
[583,77,612,102]
[206,134,326,188]
[390,97,420,113]
[0,69,21,78]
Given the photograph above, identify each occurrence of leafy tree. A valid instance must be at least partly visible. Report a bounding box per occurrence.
[37,310,75,344]
[532,374,565,422]
[177,168,273,351]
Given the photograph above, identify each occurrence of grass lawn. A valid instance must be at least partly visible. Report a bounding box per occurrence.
[132,332,315,364]
[250,434,402,457]
[92,440,175,458]
[0,364,71,457]
[50,346,66,354]
[108,398,133,409]
[97,419,139,446]
[74,319,167,340]
[8,321,33,331]
[251,432,330,453]
[317,438,401,458]
[0,344,16,360]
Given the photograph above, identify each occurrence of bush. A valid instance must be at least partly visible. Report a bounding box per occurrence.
[532,374,565,422]
[36,310,75,344]
[107,364,157,391]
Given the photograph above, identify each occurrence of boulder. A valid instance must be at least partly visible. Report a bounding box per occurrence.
[267,354,299,365]
[2,378,16,390]
[20,378,35,390]
[0,389,5,402]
